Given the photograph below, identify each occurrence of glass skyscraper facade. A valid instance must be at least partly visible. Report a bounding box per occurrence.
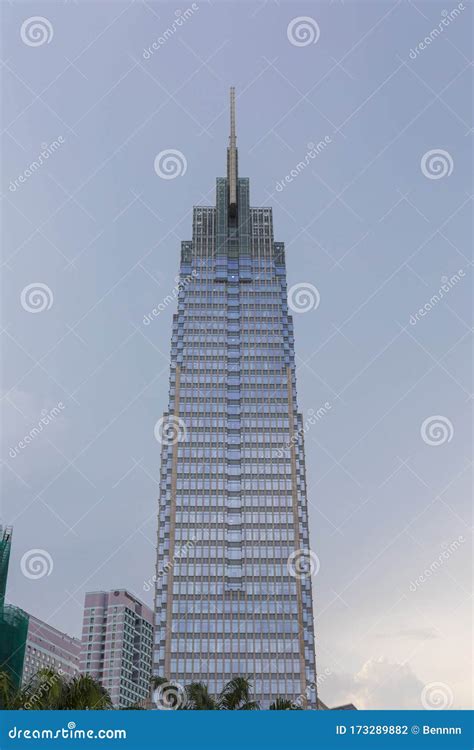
[154,89,317,708]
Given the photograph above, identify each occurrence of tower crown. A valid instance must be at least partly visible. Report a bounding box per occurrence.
[227,86,238,218]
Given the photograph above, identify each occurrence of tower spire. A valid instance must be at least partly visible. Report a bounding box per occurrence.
[227,86,238,218]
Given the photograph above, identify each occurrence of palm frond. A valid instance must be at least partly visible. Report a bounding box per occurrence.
[218,677,259,710]
[186,681,217,710]
[269,697,301,710]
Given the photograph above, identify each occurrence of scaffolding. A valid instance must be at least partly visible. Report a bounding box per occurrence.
[0,526,29,691]
[0,604,29,690]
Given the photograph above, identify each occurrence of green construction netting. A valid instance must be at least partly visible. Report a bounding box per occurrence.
[0,604,29,691]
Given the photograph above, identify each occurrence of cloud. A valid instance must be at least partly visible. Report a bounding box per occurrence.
[325,657,425,710]
[352,657,425,709]
[374,627,439,641]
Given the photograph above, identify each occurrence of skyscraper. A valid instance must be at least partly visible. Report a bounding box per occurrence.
[154,89,318,708]
[80,590,153,709]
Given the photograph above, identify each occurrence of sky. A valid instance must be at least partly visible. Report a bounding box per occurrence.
[1,0,472,710]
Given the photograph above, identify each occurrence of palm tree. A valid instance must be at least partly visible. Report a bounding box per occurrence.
[217,677,260,711]
[185,681,218,710]
[3,668,299,711]
[58,673,112,710]
[154,675,257,711]
[24,668,64,710]
[0,668,112,710]
[151,676,169,690]
[0,670,13,710]
[0,670,40,710]
[153,675,260,710]
[269,697,302,710]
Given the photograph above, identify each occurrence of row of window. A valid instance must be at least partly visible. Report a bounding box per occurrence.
[181,334,285,344]
[168,638,300,653]
[160,543,295,558]
[167,620,299,634]
[175,447,293,458]
[171,563,299,577]
[173,512,295,524]
[175,404,290,416]
[173,500,294,512]
[168,659,300,674]
[173,463,294,475]
[183,290,283,300]
[172,484,298,492]
[171,600,298,614]
[181,323,286,334]
[168,582,298,595]
[174,366,290,376]
[181,311,285,320]
[176,389,289,400]
[173,528,298,542]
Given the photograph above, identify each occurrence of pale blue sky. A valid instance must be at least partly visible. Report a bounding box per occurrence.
[1,0,472,709]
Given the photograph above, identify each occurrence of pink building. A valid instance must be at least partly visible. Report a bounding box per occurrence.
[80,590,153,708]
[22,614,80,684]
